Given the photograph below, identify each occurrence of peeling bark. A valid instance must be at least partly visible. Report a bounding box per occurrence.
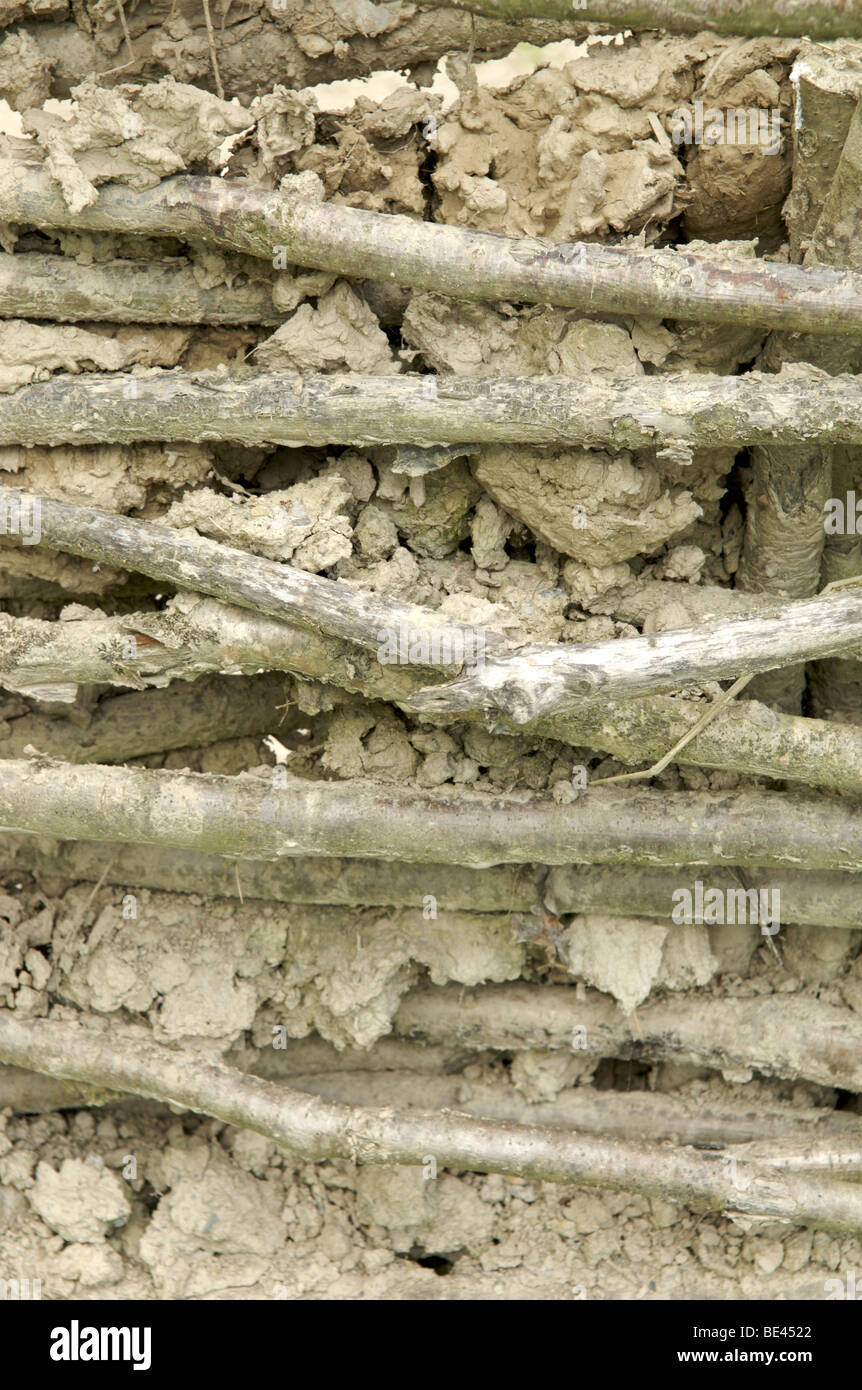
[405,587,862,722]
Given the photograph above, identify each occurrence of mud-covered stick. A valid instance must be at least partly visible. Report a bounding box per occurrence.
[412,0,862,40]
[0,487,492,660]
[6,164,862,335]
[12,836,862,929]
[395,984,862,1094]
[406,587,862,721]
[2,1010,862,1230]
[4,1052,861,1153]
[0,672,298,764]
[8,597,862,794]
[8,488,862,719]
[3,760,862,869]
[5,370,862,449]
[0,253,286,324]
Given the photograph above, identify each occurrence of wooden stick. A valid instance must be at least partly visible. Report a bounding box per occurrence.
[7,164,862,336]
[7,598,862,794]
[6,363,862,447]
[10,486,862,731]
[0,672,295,763]
[406,589,862,721]
[413,0,862,40]
[0,488,492,660]
[0,836,533,912]
[3,758,862,869]
[739,95,862,713]
[5,1052,862,1151]
[2,1009,861,1231]
[11,835,862,930]
[396,984,862,1094]
[0,253,284,324]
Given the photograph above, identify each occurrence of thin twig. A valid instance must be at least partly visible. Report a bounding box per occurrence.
[201,0,225,99]
[116,0,137,67]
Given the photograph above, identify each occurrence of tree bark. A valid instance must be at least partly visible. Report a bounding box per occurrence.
[1,1010,861,1231]
[0,671,294,763]
[7,164,862,337]
[2,758,862,869]
[5,369,862,450]
[739,93,862,712]
[413,0,862,40]
[396,984,862,1093]
[0,252,284,324]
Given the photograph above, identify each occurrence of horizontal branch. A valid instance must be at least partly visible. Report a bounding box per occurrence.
[396,984,862,1094]
[9,489,862,721]
[256,1072,862,1163]
[10,835,862,930]
[5,1054,860,1152]
[2,758,862,869]
[406,588,862,722]
[0,836,533,912]
[0,253,284,324]
[6,164,862,337]
[1,1010,860,1231]
[0,488,493,661]
[0,672,293,763]
[8,594,862,794]
[548,864,862,931]
[6,369,862,450]
[414,0,862,39]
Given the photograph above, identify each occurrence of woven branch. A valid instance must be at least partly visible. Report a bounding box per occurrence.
[1,1010,861,1231]
[5,164,862,335]
[2,758,862,870]
[5,370,862,450]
